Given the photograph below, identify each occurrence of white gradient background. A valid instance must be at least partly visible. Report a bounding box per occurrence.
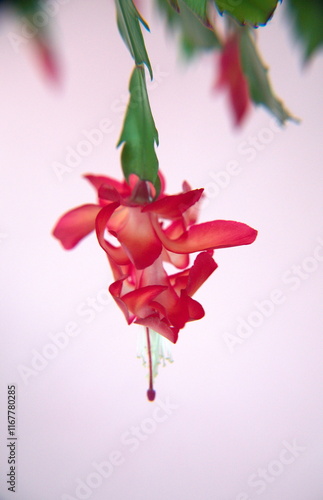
[0,1,323,500]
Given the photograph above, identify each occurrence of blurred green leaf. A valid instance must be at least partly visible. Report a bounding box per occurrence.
[180,6,221,55]
[156,0,220,57]
[240,29,296,124]
[118,67,159,192]
[169,0,180,11]
[3,0,48,19]
[214,0,280,27]
[286,0,323,60]
[181,0,211,26]
[115,0,153,78]
[179,0,280,27]
[155,0,180,26]
[13,0,40,14]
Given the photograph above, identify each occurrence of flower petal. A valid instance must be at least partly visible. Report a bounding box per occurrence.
[84,174,131,198]
[52,204,101,249]
[182,181,201,226]
[135,315,179,344]
[109,278,133,324]
[98,185,121,203]
[122,285,168,318]
[167,291,205,329]
[157,171,166,197]
[139,256,180,311]
[168,269,190,294]
[106,255,134,288]
[142,189,203,219]
[153,219,257,254]
[163,249,189,270]
[164,219,186,238]
[116,209,162,269]
[185,252,218,297]
[95,203,130,265]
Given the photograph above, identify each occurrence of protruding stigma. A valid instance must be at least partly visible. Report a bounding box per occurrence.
[146,327,156,401]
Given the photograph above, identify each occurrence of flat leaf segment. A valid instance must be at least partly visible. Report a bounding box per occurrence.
[115,0,153,78]
[239,29,296,124]
[118,67,159,191]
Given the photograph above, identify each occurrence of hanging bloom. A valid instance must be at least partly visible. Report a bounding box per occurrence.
[215,33,250,126]
[53,173,257,399]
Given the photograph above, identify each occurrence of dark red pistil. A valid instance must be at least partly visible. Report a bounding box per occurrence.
[146,327,156,401]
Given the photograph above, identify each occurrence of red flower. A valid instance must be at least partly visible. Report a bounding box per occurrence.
[53,173,257,341]
[53,173,257,399]
[216,34,250,126]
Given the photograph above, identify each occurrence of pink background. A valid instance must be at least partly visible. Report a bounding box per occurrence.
[1,1,323,499]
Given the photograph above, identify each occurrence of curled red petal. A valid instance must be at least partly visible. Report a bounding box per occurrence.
[158,171,166,197]
[164,219,185,238]
[162,221,190,268]
[142,189,203,219]
[149,300,167,317]
[116,209,162,270]
[98,185,121,203]
[185,252,218,297]
[122,285,168,317]
[107,254,133,282]
[84,174,131,198]
[52,204,101,249]
[185,294,205,320]
[163,249,189,270]
[154,219,257,254]
[167,291,205,329]
[135,315,179,344]
[169,270,190,294]
[109,278,133,324]
[95,203,130,265]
